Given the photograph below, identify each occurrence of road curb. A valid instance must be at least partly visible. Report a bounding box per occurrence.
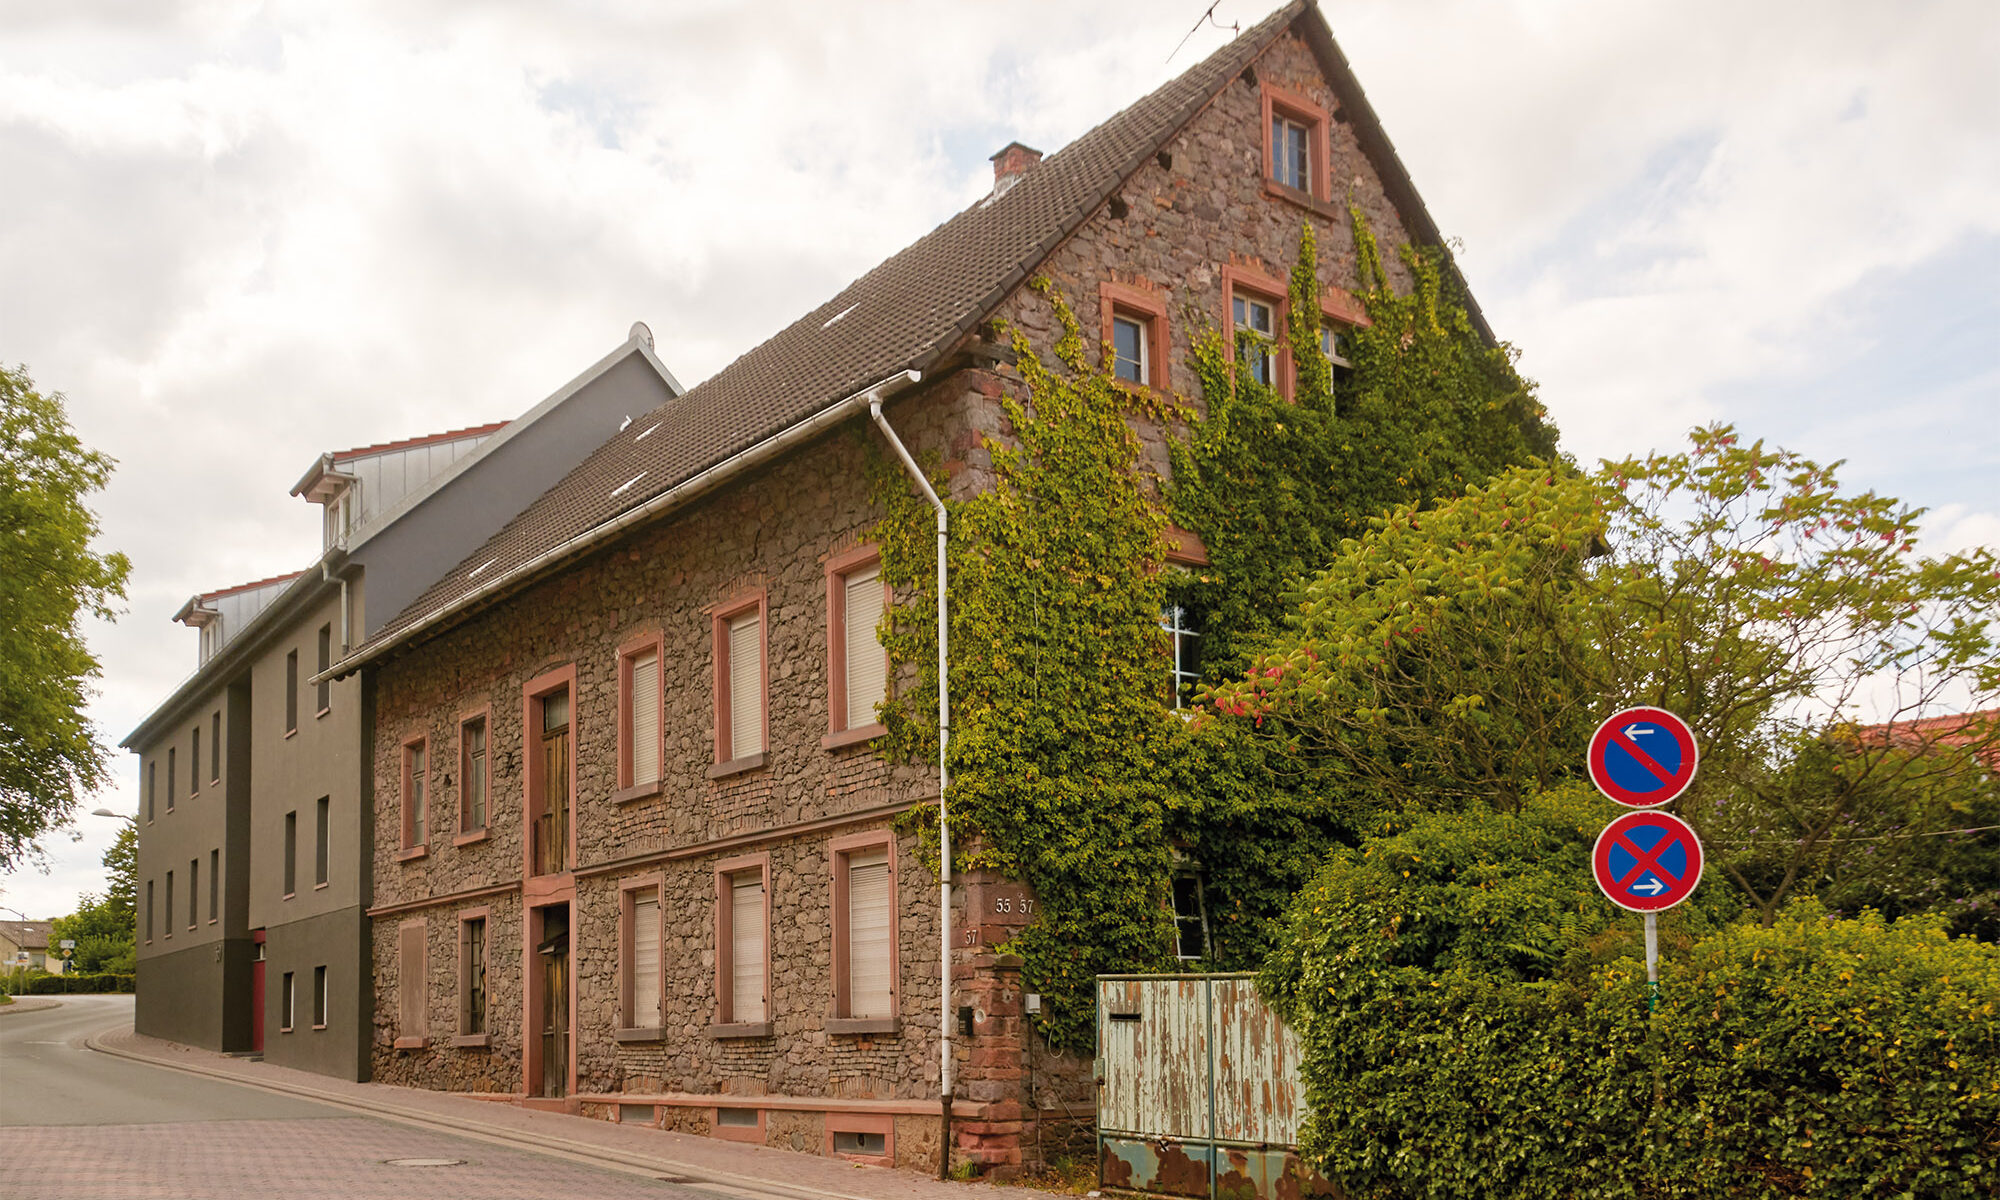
[0,997,64,1016]
[83,1028,946,1200]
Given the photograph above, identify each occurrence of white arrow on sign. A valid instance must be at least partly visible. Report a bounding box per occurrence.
[1631,877,1666,895]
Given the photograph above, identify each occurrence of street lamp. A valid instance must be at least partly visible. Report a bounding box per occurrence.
[90,809,135,822]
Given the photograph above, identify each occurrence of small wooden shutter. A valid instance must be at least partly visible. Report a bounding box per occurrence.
[629,650,660,785]
[730,873,766,1022]
[727,612,763,757]
[399,921,427,1037]
[632,892,661,1027]
[843,567,886,729]
[846,848,892,1018]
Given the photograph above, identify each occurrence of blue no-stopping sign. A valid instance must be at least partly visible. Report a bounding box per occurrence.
[1593,810,1704,913]
[1587,707,1698,808]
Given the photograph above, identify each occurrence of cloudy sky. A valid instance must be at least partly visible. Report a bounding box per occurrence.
[4,0,1995,919]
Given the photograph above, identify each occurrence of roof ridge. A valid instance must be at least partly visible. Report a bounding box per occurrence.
[343,1,1436,669]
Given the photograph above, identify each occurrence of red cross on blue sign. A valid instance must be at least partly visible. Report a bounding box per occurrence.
[1593,810,1704,913]
[1587,706,1699,808]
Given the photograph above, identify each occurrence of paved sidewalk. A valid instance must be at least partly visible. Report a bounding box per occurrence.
[0,995,64,1016]
[91,1026,1015,1200]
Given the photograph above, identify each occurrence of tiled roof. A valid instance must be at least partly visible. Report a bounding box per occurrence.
[328,421,509,464]
[0,920,53,949]
[346,0,1447,667]
[1866,708,2000,771]
[193,570,309,605]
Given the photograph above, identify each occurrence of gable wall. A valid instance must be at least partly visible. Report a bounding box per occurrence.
[991,29,1418,477]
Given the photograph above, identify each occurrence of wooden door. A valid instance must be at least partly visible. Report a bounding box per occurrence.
[535,906,569,1100]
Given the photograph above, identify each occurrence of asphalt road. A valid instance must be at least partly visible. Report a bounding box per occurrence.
[0,995,342,1125]
[0,996,705,1198]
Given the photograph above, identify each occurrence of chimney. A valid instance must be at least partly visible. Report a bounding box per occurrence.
[989,141,1043,198]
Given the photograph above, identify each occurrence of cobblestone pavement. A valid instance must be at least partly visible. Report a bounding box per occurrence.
[2,1117,703,1200]
[2,998,1014,1200]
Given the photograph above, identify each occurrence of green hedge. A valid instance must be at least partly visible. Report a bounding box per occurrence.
[25,972,135,995]
[1263,791,2000,1199]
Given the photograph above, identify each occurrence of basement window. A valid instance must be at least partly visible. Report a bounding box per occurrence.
[834,1130,886,1156]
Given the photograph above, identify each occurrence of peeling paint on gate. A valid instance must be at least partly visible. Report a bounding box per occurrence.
[1095,974,1338,1200]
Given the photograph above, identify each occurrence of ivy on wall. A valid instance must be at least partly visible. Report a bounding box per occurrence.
[870,217,1559,1048]
[873,278,1181,1049]
[1169,214,1560,679]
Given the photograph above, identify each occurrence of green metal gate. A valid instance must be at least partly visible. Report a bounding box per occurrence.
[1095,974,1332,1200]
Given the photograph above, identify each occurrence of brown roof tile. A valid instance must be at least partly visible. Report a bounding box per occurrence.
[348,1,1455,666]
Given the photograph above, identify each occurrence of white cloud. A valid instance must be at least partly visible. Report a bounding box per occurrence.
[3,0,1995,916]
[1923,504,2000,558]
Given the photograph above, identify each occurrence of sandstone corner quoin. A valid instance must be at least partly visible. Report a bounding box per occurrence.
[124,0,1508,1177]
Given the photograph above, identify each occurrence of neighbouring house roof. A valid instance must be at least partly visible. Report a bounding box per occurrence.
[127,325,683,749]
[289,421,510,503]
[338,0,1478,673]
[1865,708,2000,772]
[327,421,512,467]
[171,570,308,626]
[0,920,53,951]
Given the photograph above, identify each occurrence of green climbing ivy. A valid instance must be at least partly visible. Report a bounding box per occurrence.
[1169,213,1560,678]
[869,215,1559,1049]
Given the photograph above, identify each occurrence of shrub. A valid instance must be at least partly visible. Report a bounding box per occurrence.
[1643,910,2000,1198]
[24,971,134,995]
[1263,792,2000,1199]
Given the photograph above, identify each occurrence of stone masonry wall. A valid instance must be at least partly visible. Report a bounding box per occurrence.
[367,23,1446,1176]
[367,375,984,1147]
[994,29,1419,486]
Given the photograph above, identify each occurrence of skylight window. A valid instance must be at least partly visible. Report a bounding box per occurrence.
[468,559,496,579]
[822,303,858,329]
[611,472,647,497]
[634,422,661,442]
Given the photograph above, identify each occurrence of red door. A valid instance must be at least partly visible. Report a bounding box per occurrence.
[250,929,266,1053]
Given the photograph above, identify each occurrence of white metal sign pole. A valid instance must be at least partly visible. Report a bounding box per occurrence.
[1644,912,1659,1012]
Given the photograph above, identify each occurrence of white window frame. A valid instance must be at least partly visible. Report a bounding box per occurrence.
[1110,314,1149,385]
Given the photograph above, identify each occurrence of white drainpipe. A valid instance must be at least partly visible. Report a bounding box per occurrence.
[863,389,954,1175]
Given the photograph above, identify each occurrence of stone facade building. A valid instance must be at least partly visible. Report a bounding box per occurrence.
[121,332,683,1078]
[336,0,1486,1174]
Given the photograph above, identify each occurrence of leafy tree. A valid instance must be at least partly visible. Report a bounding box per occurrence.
[99,819,135,919]
[0,364,128,871]
[54,823,136,974]
[1214,427,2000,928]
[53,896,135,975]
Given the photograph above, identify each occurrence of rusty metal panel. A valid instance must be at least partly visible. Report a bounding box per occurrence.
[1212,976,1303,1146]
[1216,1146,1333,1200]
[1102,1135,1216,1199]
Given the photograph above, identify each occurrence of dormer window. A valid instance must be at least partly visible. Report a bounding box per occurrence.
[323,484,358,551]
